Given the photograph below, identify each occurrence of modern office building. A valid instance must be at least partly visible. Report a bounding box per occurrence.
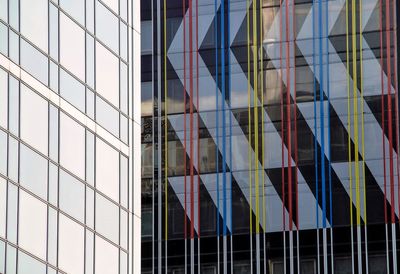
[141,0,400,273]
[0,0,141,273]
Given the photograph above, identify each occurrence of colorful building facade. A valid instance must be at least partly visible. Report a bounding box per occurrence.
[141,0,400,272]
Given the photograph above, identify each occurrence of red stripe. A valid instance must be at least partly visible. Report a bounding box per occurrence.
[392,0,400,222]
[285,0,292,231]
[196,0,200,238]
[380,0,387,224]
[293,0,299,229]
[280,0,286,232]
[183,0,188,239]
[385,0,395,224]
[189,0,195,239]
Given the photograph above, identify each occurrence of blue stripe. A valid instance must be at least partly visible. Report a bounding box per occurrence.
[221,0,227,237]
[215,0,220,237]
[319,0,326,229]
[228,0,233,233]
[326,0,332,227]
[313,0,319,230]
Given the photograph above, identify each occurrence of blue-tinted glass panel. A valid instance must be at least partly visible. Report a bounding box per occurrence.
[20,39,48,84]
[60,0,85,25]
[20,144,48,200]
[59,170,85,222]
[60,69,85,112]
[18,251,46,274]
[96,2,119,54]
[6,183,18,244]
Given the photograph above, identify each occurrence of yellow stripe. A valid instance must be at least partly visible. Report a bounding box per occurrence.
[164,0,168,240]
[360,0,367,224]
[346,0,353,226]
[247,0,253,234]
[351,0,360,226]
[260,0,266,231]
[253,0,260,234]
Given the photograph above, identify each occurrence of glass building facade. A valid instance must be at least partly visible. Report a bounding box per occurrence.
[141,0,400,273]
[0,0,141,273]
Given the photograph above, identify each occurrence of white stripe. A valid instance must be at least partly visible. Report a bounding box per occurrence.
[357,225,362,274]
[250,234,254,274]
[385,224,389,274]
[256,233,261,274]
[223,235,227,274]
[330,227,334,274]
[191,238,194,274]
[351,225,355,274]
[317,229,320,274]
[364,225,369,274]
[284,231,287,274]
[297,230,300,274]
[323,228,328,274]
[289,230,294,274]
[392,223,398,274]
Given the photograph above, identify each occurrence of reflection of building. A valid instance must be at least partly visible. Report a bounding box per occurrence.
[141,0,400,273]
[0,0,141,273]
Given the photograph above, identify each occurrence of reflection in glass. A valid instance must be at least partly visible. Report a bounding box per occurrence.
[96,194,119,243]
[18,191,47,260]
[60,112,85,178]
[20,144,48,200]
[96,2,119,53]
[59,214,84,274]
[20,39,48,84]
[59,169,85,222]
[95,235,119,274]
[60,68,85,112]
[20,85,48,155]
[60,13,85,80]
[96,42,119,107]
[20,0,47,51]
[96,138,119,202]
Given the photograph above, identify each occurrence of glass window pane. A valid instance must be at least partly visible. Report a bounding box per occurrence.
[95,235,119,274]
[18,251,46,274]
[120,155,128,208]
[120,209,128,249]
[59,170,85,222]
[86,131,95,186]
[0,23,7,56]
[6,244,16,274]
[0,240,5,273]
[49,61,58,93]
[96,2,119,53]
[60,0,84,25]
[96,96,119,137]
[60,113,85,178]
[9,30,19,64]
[141,21,152,54]
[20,85,48,155]
[60,13,85,80]
[141,82,152,116]
[86,187,94,228]
[96,194,119,243]
[49,4,59,61]
[0,178,5,238]
[8,76,19,136]
[19,191,47,260]
[58,214,84,274]
[60,68,85,112]
[96,138,119,201]
[20,39,48,84]
[7,183,18,244]
[85,230,94,274]
[101,0,118,14]
[120,22,127,61]
[86,0,94,33]
[49,105,59,161]
[48,163,58,205]
[120,62,128,113]
[0,0,7,22]
[20,0,48,51]
[7,137,18,183]
[47,207,57,266]
[96,42,119,107]
[20,144,48,200]
[0,131,6,176]
[120,251,127,274]
[0,69,7,129]
[86,34,95,88]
